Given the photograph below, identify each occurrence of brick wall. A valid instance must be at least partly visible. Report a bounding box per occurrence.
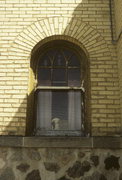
[0,0,120,136]
[114,0,122,133]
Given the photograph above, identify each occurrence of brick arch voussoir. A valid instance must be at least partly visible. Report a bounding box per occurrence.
[9,17,111,61]
[63,19,111,59]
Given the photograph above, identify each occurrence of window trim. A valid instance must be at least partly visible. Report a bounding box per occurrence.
[26,39,90,136]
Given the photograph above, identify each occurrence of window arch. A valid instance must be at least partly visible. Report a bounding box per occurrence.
[37,48,82,87]
[27,40,89,136]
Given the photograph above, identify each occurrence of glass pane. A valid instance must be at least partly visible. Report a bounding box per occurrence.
[38,68,51,86]
[35,90,82,134]
[39,55,51,66]
[68,54,80,66]
[52,68,67,86]
[68,68,81,86]
[36,90,52,130]
[53,51,66,66]
[52,91,68,130]
[68,90,81,130]
[48,49,56,60]
[63,49,72,60]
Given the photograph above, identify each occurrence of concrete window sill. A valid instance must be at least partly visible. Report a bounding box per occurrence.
[0,136,122,148]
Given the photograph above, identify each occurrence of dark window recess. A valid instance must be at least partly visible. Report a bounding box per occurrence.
[68,68,81,86]
[68,54,80,67]
[52,91,68,130]
[38,69,51,86]
[52,69,67,86]
[53,51,66,66]
[34,47,85,136]
[39,55,51,66]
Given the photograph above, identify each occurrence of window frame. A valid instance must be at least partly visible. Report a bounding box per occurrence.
[26,40,90,136]
[34,87,85,136]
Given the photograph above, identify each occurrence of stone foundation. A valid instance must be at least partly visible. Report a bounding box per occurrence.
[0,137,122,180]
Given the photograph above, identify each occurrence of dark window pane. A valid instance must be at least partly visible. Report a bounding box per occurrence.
[68,54,80,66]
[52,91,68,130]
[63,49,72,60]
[68,68,81,86]
[52,69,67,86]
[39,55,51,66]
[48,49,56,60]
[38,68,51,85]
[53,51,66,66]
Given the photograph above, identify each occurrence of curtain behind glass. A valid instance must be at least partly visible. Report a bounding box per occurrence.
[68,90,81,130]
[36,90,52,130]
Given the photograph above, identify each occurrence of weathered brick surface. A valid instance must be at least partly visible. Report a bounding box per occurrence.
[0,0,121,135]
[114,0,122,134]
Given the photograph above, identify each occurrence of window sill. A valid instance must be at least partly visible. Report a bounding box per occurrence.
[0,136,122,148]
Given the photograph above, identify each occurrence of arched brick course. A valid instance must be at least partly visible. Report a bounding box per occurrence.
[9,17,111,60]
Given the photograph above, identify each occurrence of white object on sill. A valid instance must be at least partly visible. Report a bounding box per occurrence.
[52,118,60,130]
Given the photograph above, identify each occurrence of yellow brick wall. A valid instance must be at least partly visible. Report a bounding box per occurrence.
[114,0,122,134]
[0,0,121,136]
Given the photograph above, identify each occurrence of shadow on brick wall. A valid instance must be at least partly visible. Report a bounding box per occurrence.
[5,1,90,136]
[4,1,118,136]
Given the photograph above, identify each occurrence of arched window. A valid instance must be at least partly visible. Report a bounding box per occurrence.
[31,41,87,136]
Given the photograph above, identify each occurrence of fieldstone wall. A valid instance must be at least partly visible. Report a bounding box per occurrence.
[0,147,122,180]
